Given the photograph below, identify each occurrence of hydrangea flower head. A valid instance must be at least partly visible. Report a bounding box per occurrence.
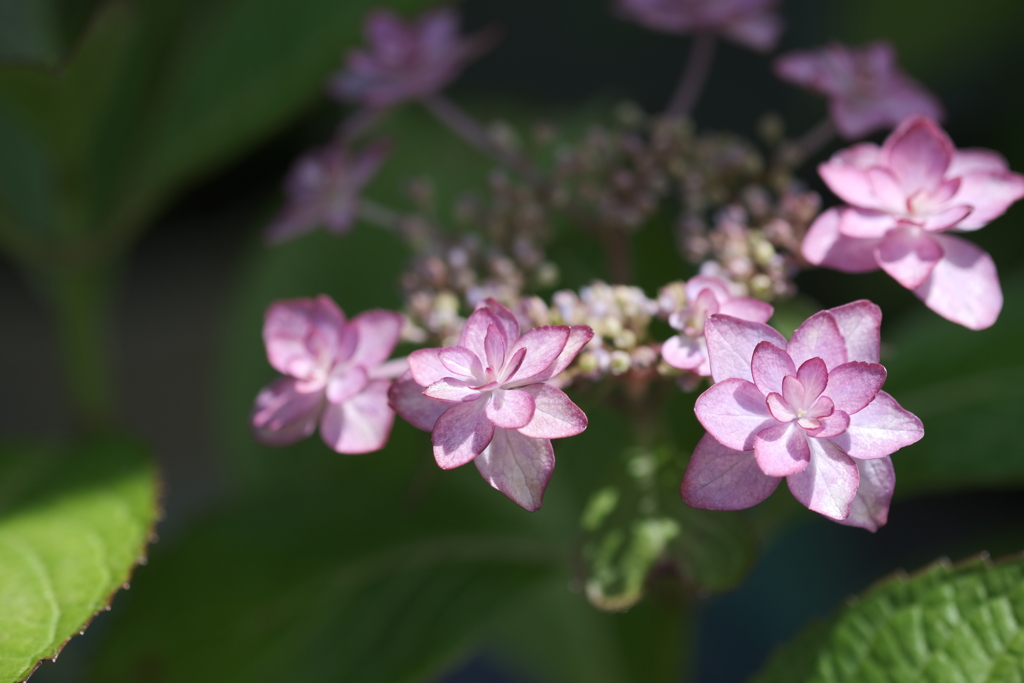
[252,295,404,453]
[661,275,773,376]
[803,116,1024,329]
[774,42,944,139]
[615,0,784,52]
[391,299,594,511]
[681,300,923,530]
[328,8,494,108]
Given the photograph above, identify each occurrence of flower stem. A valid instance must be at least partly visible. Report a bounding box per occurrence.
[666,32,717,117]
[357,199,404,233]
[780,117,837,167]
[336,107,386,143]
[602,226,634,285]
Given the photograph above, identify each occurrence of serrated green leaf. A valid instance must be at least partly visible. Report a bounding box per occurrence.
[0,437,159,683]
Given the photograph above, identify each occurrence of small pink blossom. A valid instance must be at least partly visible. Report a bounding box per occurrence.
[803,117,1024,329]
[681,301,923,530]
[328,8,494,109]
[264,142,388,245]
[661,276,773,376]
[615,0,784,52]
[252,295,405,454]
[390,299,593,511]
[774,42,944,139]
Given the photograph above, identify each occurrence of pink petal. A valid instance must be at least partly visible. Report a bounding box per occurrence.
[875,226,943,289]
[484,324,507,371]
[718,297,774,323]
[796,357,829,402]
[263,296,346,379]
[439,346,484,381]
[432,398,494,469]
[836,457,895,532]
[319,379,395,454]
[423,377,481,402]
[485,388,536,429]
[788,311,848,371]
[823,361,886,414]
[388,370,449,431]
[326,365,369,404]
[751,341,795,396]
[346,310,403,369]
[884,116,954,195]
[919,205,973,232]
[694,378,775,451]
[866,167,909,214]
[661,334,708,373]
[474,428,554,511]
[408,347,451,387]
[517,384,587,439]
[786,438,860,520]
[948,148,1011,177]
[807,409,850,438]
[528,325,595,382]
[830,390,923,460]
[913,234,1003,330]
[802,208,881,273]
[952,170,1024,230]
[503,326,570,385]
[458,308,506,362]
[818,145,883,208]
[721,11,784,52]
[681,434,781,511]
[839,207,898,239]
[685,275,732,303]
[478,298,522,344]
[251,377,324,446]
[826,300,882,363]
[703,315,787,384]
[755,423,810,476]
[766,392,797,423]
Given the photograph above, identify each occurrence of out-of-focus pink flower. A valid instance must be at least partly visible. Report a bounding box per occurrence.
[615,0,784,52]
[774,42,943,139]
[803,117,1024,329]
[328,8,494,108]
[264,142,388,245]
[661,276,773,376]
[681,301,923,530]
[252,295,405,454]
[391,299,593,511]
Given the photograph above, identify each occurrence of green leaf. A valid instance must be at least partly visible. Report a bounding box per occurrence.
[0,437,159,683]
[751,553,1024,683]
[0,0,100,67]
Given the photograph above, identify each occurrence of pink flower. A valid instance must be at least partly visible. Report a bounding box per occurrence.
[774,42,944,139]
[327,8,494,108]
[803,117,1024,330]
[615,0,784,52]
[264,141,388,245]
[391,299,593,511]
[661,276,773,376]
[251,295,405,454]
[681,301,923,530]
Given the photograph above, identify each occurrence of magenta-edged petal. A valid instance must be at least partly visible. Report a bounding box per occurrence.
[808,409,850,438]
[458,308,506,361]
[823,361,886,414]
[703,315,787,384]
[685,275,732,302]
[919,204,973,232]
[875,226,943,289]
[326,365,369,404]
[839,207,897,239]
[766,392,796,423]
[264,295,346,379]
[432,398,494,469]
[913,234,1002,330]
[695,378,775,451]
[439,346,483,381]
[755,423,810,476]
[388,370,449,432]
[517,384,587,439]
[484,324,507,371]
[504,326,570,385]
[485,388,536,429]
[408,347,451,387]
[804,395,834,421]
[788,311,848,370]
[477,298,521,345]
[529,325,595,382]
[796,357,829,402]
[953,170,1024,230]
[836,457,895,532]
[866,167,908,214]
[424,377,481,403]
[718,297,774,323]
[830,390,923,460]
[319,379,395,454]
[681,434,781,511]
[884,116,954,195]
[751,341,795,396]
[662,334,707,372]
[721,10,784,52]
[780,375,805,412]
[346,310,403,368]
[786,438,860,520]
[474,428,554,511]
[826,300,882,363]
[251,377,325,446]
[802,208,881,273]
[818,147,882,208]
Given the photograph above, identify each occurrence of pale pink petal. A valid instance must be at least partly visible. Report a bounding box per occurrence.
[801,208,881,273]
[517,384,587,439]
[251,377,324,446]
[913,234,1003,330]
[751,341,795,396]
[781,375,806,411]
[766,392,796,423]
[424,377,481,403]
[388,371,450,431]
[439,346,484,381]
[796,357,829,402]
[458,308,505,361]
[826,300,882,364]
[717,297,774,323]
[918,205,972,232]
[866,167,909,214]
[484,324,507,371]
[694,378,775,451]
[818,147,883,208]
[952,171,1024,230]
[786,438,860,520]
[319,379,395,454]
[528,326,596,382]
[803,395,834,422]
[838,207,897,239]
[755,423,810,476]
[830,390,923,460]
[485,388,536,429]
[264,296,345,379]
[326,365,369,404]
[884,117,954,195]
[721,11,784,52]
[836,457,894,531]
[408,347,451,387]
[432,398,494,469]
[346,310,403,369]
[823,361,886,414]
[504,326,570,385]
[807,409,850,438]
[681,434,781,511]
[787,311,848,370]
[703,315,787,384]
[474,428,554,511]
[661,334,708,373]
[948,148,1010,177]
[477,298,521,344]
[875,226,943,289]
[371,356,409,380]
[685,275,733,303]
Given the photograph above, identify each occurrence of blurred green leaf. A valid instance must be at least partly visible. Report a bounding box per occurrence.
[751,553,1024,683]
[0,437,158,683]
[0,0,99,67]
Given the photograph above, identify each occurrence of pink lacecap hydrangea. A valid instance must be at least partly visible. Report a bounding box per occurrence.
[327,8,494,109]
[615,0,784,52]
[264,142,389,245]
[389,299,593,511]
[661,275,773,376]
[774,41,944,139]
[681,300,924,531]
[252,295,406,454]
[803,116,1024,330]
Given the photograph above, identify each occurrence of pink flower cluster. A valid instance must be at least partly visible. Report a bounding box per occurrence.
[682,301,923,530]
[616,0,784,52]
[803,117,1024,329]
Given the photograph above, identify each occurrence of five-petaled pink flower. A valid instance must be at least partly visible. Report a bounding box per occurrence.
[328,8,494,109]
[615,0,784,52]
[252,295,405,454]
[681,300,923,530]
[774,42,944,139]
[803,117,1024,330]
[661,275,773,376]
[264,142,388,245]
[390,299,593,511]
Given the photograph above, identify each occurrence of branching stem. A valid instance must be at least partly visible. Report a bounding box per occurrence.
[666,32,717,117]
